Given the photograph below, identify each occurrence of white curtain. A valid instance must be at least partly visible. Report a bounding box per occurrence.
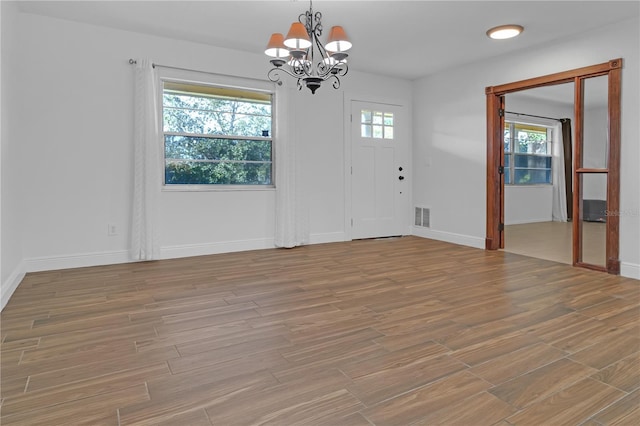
[130,59,161,260]
[274,86,309,248]
[551,122,568,222]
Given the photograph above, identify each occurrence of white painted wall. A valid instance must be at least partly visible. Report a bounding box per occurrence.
[412,17,640,278]
[7,11,411,283]
[1,1,25,310]
[504,186,552,225]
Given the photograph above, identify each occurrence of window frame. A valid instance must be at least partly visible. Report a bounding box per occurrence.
[156,68,277,192]
[504,120,553,186]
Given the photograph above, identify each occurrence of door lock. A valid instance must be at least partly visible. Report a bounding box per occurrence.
[398,176,405,180]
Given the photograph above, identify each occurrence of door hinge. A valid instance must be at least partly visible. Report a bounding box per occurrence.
[350,114,353,122]
[351,166,353,175]
[498,166,504,175]
[498,108,505,117]
[498,223,504,231]
[351,218,353,226]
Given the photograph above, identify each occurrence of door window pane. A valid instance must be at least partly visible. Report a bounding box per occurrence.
[361,109,394,140]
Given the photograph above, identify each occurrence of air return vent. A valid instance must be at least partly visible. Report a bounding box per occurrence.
[414,207,430,228]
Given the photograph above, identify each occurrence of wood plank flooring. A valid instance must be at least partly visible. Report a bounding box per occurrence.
[1,236,638,425]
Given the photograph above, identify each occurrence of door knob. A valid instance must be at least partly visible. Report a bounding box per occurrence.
[398,176,405,180]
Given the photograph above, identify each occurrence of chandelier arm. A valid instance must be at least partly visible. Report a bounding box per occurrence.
[267,68,283,84]
[333,64,348,77]
[331,75,341,90]
[316,61,348,79]
[268,65,312,82]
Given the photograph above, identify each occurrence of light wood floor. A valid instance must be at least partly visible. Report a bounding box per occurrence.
[505,221,607,266]
[1,236,638,425]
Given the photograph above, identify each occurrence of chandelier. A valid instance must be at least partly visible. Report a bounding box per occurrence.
[264,0,352,94]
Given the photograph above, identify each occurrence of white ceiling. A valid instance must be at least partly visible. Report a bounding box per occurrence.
[16,0,640,81]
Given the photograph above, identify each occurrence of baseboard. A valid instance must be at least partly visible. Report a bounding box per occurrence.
[160,238,275,259]
[1,261,26,311]
[621,262,640,280]
[309,232,346,245]
[21,235,349,274]
[411,227,485,249]
[22,238,279,272]
[25,250,131,273]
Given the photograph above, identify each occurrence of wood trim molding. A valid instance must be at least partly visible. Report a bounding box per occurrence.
[487,59,621,95]
[606,66,622,275]
[485,93,503,250]
[573,77,583,266]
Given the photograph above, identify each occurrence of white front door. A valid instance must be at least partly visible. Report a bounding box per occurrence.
[351,101,408,239]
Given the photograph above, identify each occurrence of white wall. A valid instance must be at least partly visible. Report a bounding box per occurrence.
[504,186,552,225]
[1,1,25,310]
[7,11,412,284]
[412,17,640,278]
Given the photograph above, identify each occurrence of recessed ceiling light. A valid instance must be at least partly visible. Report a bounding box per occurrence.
[487,25,524,40]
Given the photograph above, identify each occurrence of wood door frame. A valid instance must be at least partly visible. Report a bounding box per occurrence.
[485,58,622,274]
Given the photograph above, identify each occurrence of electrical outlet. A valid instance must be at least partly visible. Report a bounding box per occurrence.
[108,224,118,236]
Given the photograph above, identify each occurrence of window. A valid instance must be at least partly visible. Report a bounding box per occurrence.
[504,121,552,185]
[162,81,273,187]
[361,110,394,139]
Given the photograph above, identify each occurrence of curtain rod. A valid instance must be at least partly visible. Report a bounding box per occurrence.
[505,111,569,123]
[128,59,273,86]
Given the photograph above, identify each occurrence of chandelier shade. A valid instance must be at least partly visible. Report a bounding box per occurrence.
[284,22,312,49]
[265,0,352,94]
[265,33,290,58]
[325,26,352,52]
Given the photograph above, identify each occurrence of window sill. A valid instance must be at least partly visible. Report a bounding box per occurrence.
[162,185,276,192]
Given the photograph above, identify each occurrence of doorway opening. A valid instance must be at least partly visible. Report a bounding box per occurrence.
[486,59,622,274]
[502,85,574,265]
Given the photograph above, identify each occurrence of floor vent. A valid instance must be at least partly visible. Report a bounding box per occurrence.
[415,207,430,228]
